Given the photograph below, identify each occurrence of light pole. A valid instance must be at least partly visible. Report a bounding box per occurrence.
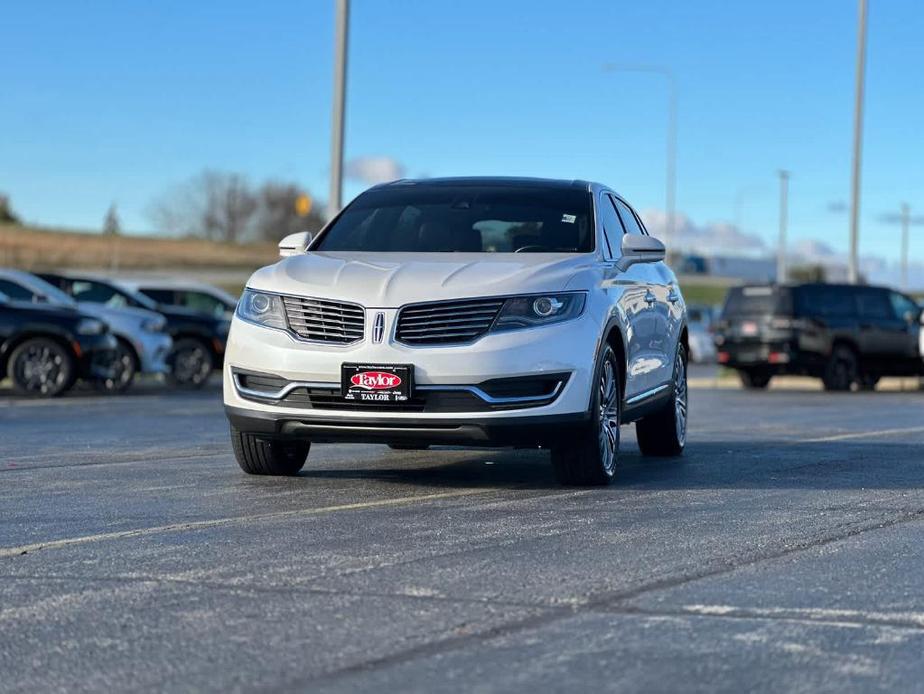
[900,203,910,290]
[848,0,868,284]
[777,170,790,284]
[880,203,924,291]
[328,0,350,220]
[602,64,677,252]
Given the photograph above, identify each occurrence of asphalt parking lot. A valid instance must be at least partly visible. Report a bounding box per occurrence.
[2,375,924,693]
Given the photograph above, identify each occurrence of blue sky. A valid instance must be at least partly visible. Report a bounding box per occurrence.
[2,0,923,265]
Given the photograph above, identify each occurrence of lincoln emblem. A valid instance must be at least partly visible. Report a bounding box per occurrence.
[372,312,385,343]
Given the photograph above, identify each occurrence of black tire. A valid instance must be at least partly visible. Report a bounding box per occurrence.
[550,344,621,486]
[637,344,688,457]
[739,369,771,389]
[822,345,858,392]
[858,373,880,391]
[168,337,213,389]
[230,425,309,476]
[8,337,76,397]
[96,338,137,393]
[387,444,430,451]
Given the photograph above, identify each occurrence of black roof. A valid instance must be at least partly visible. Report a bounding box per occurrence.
[380,176,592,191]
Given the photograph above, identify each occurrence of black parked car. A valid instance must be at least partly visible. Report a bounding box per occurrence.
[0,290,118,396]
[715,283,924,391]
[38,273,230,388]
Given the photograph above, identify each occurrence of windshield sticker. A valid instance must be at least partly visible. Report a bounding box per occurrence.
[561,214,576,224]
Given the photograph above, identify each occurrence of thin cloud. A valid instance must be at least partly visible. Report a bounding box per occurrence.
[640,209,767,256]
[345,156,406,185]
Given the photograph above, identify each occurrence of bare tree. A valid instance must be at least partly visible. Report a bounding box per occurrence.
[103,203,121,236]
[0,194,20,224]
[253,182,326,242]
[147,171,257,242]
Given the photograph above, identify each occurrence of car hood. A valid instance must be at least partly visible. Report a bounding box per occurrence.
[247,252,596,306]
[76,302,162,324]
[5,301,84,321]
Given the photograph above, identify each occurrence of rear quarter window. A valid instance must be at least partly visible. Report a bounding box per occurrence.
[722,287,791,317]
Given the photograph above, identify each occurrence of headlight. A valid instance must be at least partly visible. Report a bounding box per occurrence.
[491,292,586,333]
[76,318,106,335]
[236,289,287,330]
[141,317,166,333]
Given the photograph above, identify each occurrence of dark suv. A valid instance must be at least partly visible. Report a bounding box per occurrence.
[715,283,923,391]
[0,290,118,396]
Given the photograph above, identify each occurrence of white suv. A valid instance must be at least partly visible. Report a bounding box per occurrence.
[224,177,689,485]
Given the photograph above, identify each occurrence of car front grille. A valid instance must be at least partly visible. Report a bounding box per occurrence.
[282,296,365,344]
[395,297,506,345]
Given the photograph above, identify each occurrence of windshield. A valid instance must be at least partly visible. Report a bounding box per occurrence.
[19,275,78,307]
[315,185,594,253]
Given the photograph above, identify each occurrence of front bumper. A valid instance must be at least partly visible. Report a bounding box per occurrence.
[225,405,589,447]
[76,333,119,379]
[223,311,601,424]
[131,332,173,374]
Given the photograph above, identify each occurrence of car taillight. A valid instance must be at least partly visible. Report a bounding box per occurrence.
[718,352,730,363]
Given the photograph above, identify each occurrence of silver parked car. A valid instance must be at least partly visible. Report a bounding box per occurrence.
[0,270,172,392]
[119,278,237,319]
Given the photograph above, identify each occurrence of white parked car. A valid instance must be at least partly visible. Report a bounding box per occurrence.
[0,269,172,392]
[686,304,718,363]
[224,178,689,485]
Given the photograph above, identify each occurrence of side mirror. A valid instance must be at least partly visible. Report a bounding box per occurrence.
[278,231,313,258]
[615,234,666,271]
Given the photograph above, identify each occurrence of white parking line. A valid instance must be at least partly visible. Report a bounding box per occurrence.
[797,426,924,444]
[0,488,489,559]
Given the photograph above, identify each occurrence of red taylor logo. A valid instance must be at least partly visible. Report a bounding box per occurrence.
[350,371,402,390]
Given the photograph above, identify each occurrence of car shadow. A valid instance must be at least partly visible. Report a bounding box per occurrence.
[294,439,924,492]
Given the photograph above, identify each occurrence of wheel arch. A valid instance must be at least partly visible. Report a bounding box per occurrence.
[113,334,141,370]
[602,319,628,403]
[2,331,77,375]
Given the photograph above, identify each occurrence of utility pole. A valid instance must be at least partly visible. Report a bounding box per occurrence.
[602,64,677,252]
[900,203,910,291]
[328,0,350,220]
[777,170,789,285]
[848,0,868,284]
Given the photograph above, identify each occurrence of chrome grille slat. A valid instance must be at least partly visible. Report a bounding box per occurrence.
[399,311,500,325]
[396,297,505,345]
[401,304,504,317]
[282,295,365,344]
[400,324,489,335]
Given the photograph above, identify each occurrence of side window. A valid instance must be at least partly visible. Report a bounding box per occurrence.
[180,292,228,318]
[597,194,623,259]
[819,287,857,318]
[141,289,176,306]
[0,280,36,301]
[612,197,644,235]
[857,289,893,320]
[889,292,919,321]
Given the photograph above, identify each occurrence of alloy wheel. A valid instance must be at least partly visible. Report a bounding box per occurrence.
[598,356,620,474]
[674,350,688,447]
[16,343,66,395]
